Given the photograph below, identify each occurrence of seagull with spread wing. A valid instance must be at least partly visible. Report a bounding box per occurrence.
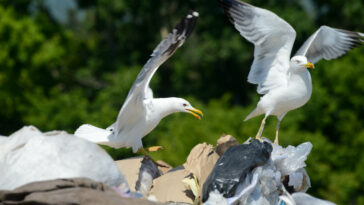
[75,11,202,153]
[219,0,363,144]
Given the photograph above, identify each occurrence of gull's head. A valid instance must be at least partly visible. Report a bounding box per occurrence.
[290,55,315,72]
[172,98,203,120]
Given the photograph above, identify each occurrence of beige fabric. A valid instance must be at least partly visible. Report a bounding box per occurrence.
[0,178,162,205]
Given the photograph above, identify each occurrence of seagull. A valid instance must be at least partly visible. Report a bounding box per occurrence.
[219,0,363,144]
[75,11,202,153]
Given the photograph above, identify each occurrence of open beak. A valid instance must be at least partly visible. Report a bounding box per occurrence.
[186,108,203,120]
[305,62,315,69]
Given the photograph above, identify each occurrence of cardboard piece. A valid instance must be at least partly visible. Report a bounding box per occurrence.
[149,169,193,204]
[183,143,220,198]
[156,160,172,174]
[115,157,172,193]
[115,157,144,192]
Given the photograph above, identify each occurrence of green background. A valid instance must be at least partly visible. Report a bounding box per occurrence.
[0,0,363,204]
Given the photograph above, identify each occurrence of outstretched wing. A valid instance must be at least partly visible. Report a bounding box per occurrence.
[111,12,198,133]
[219,0,296,94]
[295,26,363,64]
[128,11,198,101]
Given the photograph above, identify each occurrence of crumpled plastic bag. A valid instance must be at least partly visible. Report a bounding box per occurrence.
[0,126,127,191]
[279,187,336,205]
[271,142,312,176]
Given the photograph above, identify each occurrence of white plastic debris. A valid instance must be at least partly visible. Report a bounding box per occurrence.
[226,172,259,204]
[0,126,128,190]
[279,186,336,205]
[289,172,303,191]
[204,138,333,205]
[204,190,228,205]
[271,142,312,176]
[292,192,336,205]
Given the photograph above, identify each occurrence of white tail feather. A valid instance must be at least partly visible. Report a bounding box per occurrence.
[74,124,112,145]
[244,107,262,121]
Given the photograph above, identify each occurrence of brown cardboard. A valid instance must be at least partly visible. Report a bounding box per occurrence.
[149,169,193,204]
[115,157,144,192]
[183,143,220,197]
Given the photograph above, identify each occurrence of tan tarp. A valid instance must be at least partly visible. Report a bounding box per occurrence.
[0,178,162,205]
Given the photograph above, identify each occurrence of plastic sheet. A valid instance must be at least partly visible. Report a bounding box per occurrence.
[271,142,312,176]
[0,126,128,191]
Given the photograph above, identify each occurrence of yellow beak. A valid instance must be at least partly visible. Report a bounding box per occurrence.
[305,62,315,69]
[186,108,203,120]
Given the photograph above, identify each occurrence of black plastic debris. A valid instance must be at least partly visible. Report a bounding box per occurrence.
[202,140,272,202]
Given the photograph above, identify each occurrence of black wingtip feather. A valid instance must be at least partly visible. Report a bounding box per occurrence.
[338,29,364,49]
[218,0,252,26]
[175,11,198,39]
[219,0,237,25]
[164,11,199,56]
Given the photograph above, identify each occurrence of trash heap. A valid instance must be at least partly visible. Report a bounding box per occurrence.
[0,126,336,205]
[202,138,335,205]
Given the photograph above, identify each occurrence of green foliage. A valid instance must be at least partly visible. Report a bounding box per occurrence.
[0,0,363,204]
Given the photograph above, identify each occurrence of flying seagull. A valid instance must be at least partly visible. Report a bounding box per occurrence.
[75,11,202,153]
[219,0,363,144]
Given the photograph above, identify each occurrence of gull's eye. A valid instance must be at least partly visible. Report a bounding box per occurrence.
[183,103,187,107]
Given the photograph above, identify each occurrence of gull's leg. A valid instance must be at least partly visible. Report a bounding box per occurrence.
[138,147,168,168]
[255,116,267,141]
[274,114,286,145]
[274,121,281,145]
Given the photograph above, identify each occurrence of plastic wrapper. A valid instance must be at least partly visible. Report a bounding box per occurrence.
[0,126,128,191]
[271,141,312,176]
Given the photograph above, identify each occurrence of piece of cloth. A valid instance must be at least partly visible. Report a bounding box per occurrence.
[0,178,162,205]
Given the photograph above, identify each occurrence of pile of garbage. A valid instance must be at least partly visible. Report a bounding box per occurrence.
[0,126,335,205]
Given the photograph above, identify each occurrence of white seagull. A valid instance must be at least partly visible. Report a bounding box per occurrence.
[75,11,202,153]
[219,0,363,144]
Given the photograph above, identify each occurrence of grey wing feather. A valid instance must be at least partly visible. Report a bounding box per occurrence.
[127,11,198,100]
[296,26,363,64]
[112,12,198,135]
[219,0,296,94]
